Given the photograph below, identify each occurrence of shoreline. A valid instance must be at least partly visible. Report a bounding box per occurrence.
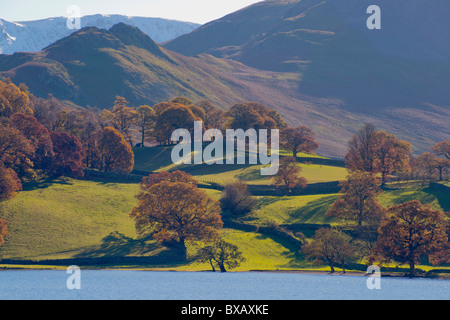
[2,264,450,279]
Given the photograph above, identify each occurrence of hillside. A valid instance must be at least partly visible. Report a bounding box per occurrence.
[164,0,450,154]
[0,8,449,157]
[0,23,295,108]
[0,22,375,157]
[165,0,450,108]
[1,147,448,273]
[0,14,199,54]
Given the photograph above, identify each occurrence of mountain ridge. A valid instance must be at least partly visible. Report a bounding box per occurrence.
[0,14,200,54]
[0,16,448,158]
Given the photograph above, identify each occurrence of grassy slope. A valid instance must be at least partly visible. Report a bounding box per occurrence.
[1,147,448,272]
[133,146,348,186]
[0,179,139,259]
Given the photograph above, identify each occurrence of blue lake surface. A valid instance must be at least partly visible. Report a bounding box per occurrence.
[0,271,448,300]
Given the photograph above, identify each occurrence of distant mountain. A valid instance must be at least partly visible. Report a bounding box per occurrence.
[165,0,450,108]
[164,0,450,153]
[0,14,199,54]
[0,23,308,119]
[0,13,448,157]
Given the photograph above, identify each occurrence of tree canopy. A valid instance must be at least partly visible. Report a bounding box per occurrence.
[130,171,223,258]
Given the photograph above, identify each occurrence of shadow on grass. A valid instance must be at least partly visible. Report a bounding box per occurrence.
[253,232,305,269]
[285,195,338,225]
[21,178,74,191]
[382,186,449,211]
[235,167,271,183]
[423,187,450,212]
[74,232,160,259]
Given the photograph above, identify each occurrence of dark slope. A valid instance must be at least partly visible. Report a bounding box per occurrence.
[165,0,450,107]
[163,0,450,155]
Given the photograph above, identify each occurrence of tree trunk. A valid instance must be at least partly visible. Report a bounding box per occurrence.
[178,238,187,261]
[218,262,227,273]
[409,259,416,277]
[209,260,216,272]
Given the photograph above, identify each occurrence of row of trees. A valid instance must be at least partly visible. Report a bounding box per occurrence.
[345,124,450,183]
[411,141,450,181]
[0,80,136,249]
[302,124,449,276]
[0,76,321,260]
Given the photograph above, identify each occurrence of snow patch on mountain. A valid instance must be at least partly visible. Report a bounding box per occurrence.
[0,14,200,54]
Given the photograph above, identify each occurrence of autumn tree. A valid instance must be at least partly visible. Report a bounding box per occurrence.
[0,123,35,181]
[345,124,378,173]
[414,152,450,181]
[196,100,226,134]
[0,164,21,255]
[31,95,65,132]
[154,104,201,145]
[91,127,134,173]
[197,239,245,272]
[153,102,173,116]
[0,217,7,252]
[371,201,449,277]
[430,141,450,180]
[9,113,54,175]
[135,105,156,147]
[169,97,207,122]
[431,141,450,160]
[327,172,386,253]
[280,126,319,159]
[327,173,385,228]
[50,132,86,178]
[219,181,257,218]
[130,171,223,259]
[274,156,308,191]
[302,228,355,273]
[101,96,137,146]
[73,109,102,149]
[225,103,276,131]
[0,164,22,202]
[373,131,412,185]
[0,78,33,117]
[345,124,411,184]
[433,157,450,181]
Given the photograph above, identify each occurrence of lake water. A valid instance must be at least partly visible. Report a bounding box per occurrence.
[0,271,448,300]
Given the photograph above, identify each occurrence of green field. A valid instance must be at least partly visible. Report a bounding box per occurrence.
[0,146,448,274]
[133,146,349,186]
[0,179,139,259]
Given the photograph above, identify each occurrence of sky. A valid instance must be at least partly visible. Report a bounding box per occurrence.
[0,0,263,24]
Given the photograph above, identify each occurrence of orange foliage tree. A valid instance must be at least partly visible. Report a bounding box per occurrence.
[154,104,201,145]
[101,96,137,146]
[0,164,21,253]
[0,123,35,181]
[345,124,411,185]
[130,171,223,258]
[327,172,385,228]
[371,200,449,276]
[431,141,450,160]
[50,132,86,178]
[280,126,319,158]
[9,113,54,174]
[0,79,33,117]
[274,156,308,191]
[88,127,134,173]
